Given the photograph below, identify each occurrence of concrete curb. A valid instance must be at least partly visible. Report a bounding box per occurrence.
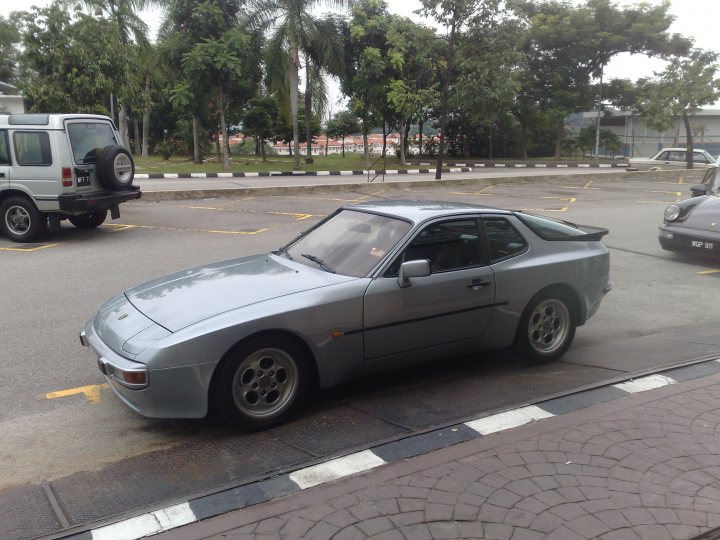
[134,167,473,180]
[137,169,703,202]
[57,355,720,540]
[408,162,629,168]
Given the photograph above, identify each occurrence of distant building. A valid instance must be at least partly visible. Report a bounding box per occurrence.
[582,108,720,158]
[0,81,25,114]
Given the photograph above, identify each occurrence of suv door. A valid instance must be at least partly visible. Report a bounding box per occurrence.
[363,218,496,365]
[0,130,9,188]
[65,120,120,193]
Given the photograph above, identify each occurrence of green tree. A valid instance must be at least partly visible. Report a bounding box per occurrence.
[326,109,360,157]
[0,15,21,84]
[242,95,280,161]
[248,0,353,170]
[638,49,720,169]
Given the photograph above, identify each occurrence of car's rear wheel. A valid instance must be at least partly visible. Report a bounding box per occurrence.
[96,145,134,191]
[0,196,46,243]
[512,289,577,364]
[68,210,108,229]
[214,335,310,430]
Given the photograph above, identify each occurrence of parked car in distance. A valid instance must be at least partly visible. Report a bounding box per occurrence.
[660,166,720,257]
[0,113,141,242]
[627,148,716,172]
[80,201,611,430]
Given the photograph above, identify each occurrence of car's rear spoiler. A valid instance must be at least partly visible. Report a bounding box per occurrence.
[572,225,609,241]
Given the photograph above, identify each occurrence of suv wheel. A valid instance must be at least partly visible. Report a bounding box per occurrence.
[0,196,47,243]
[68,211,108,229]
[96,145,135,191]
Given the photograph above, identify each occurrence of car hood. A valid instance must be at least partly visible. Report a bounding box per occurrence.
[678,196,720,230]
[124,254,355,332]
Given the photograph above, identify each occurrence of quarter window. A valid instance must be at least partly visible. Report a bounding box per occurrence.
[13,132,52,166]
[483,218,527,262]
[386,219,482,276]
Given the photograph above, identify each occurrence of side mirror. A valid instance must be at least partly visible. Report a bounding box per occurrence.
[691,184,708,197]
[398,259,430,288]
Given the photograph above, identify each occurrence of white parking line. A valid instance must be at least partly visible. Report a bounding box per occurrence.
[92,503,196,540]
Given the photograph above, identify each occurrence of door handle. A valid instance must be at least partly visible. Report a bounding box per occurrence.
[468,279,491,289]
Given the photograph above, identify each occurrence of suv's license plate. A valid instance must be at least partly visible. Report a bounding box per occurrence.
[77,175,91,187]
[691,239,714,250]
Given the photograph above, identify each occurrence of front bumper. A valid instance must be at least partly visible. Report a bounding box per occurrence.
[658,224,720,257]
[59,186,141,213]
[80,322,214,419]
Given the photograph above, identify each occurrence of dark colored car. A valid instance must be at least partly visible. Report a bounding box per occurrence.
[659,166,720,257]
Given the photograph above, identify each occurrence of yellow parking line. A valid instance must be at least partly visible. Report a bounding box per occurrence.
[450,186,493,195]
[698,269,720,275]
[43,383,110,404]
[678,177,685,184]
[104,224,136,232]
[106,224,268,235]
[178,205,321,221]
[583,180,593,189]
[0,243,61,252]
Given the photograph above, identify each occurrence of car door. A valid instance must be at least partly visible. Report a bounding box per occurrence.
[363,217,496,364]
[0,130,9,188]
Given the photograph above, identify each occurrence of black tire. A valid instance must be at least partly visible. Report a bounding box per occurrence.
[96,145,134,191]
[213,335,310,430]
[0,196,46,243]
[68,210,108,229]
[512,288,577,364]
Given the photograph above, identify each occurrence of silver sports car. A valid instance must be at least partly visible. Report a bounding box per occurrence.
[80,201,611,430]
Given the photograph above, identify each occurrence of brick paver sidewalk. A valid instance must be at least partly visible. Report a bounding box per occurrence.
[160,372,720,540]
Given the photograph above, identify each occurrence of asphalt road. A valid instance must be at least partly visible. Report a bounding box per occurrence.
[1,170,719,538]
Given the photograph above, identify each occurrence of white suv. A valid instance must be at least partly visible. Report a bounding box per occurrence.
[0,113,141,242]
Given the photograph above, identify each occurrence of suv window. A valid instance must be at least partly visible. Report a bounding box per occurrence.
[13,131,52,166]
[0,131,9,165]
[385,219,482,276]
[483,217,527,262]
[67,122,118,164]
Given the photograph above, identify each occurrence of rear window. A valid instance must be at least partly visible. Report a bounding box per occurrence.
[67,122,118,164]
[517,213,589,240]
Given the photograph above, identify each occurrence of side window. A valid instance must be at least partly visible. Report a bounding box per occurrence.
[13,131,52,166]
[385,219,482,276]
[483,218,527,263]
[656,151,670,160]
[668,151,685,162]
[694,152,709,164]
[0,131,9,165]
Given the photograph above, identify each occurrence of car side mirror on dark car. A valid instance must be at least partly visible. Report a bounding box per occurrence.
[398,259,431,288]
[691,184,708,197]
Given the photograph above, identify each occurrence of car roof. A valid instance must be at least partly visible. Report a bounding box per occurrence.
[345,200,511,223]
[0,113,114,129]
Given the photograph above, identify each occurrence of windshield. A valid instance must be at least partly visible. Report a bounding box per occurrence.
[283,210,412,277]
[67,122,118,164]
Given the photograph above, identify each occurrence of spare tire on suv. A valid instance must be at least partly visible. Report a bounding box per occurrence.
[96,144,135,191]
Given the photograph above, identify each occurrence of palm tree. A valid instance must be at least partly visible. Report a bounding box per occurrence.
[248,0,352,170]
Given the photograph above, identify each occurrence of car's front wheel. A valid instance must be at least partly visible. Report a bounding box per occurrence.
[214,335,310,430]
[512,288,577,364]
[68,210,108,229]
[0,196,46,243]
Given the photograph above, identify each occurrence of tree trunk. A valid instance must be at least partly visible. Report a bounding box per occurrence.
[399,117,406,164]
[193,115,202,164]
[683,112,694,169]
[418,119,424,157]
[435,21,456,180]
[404,119,411,159]
[219,91,230,171]
[118,103,129,149]
[133,117,140,155]
[341,135,345,158]
[554,118,563,159]
[362,129,369,167]
[142,107,150,158]
[382,123,387,160]
[261,138,266,162]
[305,56,313,163]
[289,43,301,170]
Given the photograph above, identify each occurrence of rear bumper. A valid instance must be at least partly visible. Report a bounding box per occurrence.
[59,186,141,213]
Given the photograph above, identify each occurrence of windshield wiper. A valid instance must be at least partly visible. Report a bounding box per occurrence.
[273,247,293,260]
[301,253,335,273]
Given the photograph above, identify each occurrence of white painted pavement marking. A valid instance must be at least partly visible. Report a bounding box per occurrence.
[217,172,233,178]
[190,173,207,178]
[579,164,590,167]
[613,374,676,394]
[407,169,420,174]
[316,170,330,175]
[385,169,399,174]
[92,503,196,540]
[135,173,149,179]
[164,173,179,178]
[465,405,555,435]
[340,170,353,175]
[290,450,387,490]
[536,164,547,167]
[244,172,259,177]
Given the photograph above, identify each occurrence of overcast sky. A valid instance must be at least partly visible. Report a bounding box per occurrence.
[1,0,718,83]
